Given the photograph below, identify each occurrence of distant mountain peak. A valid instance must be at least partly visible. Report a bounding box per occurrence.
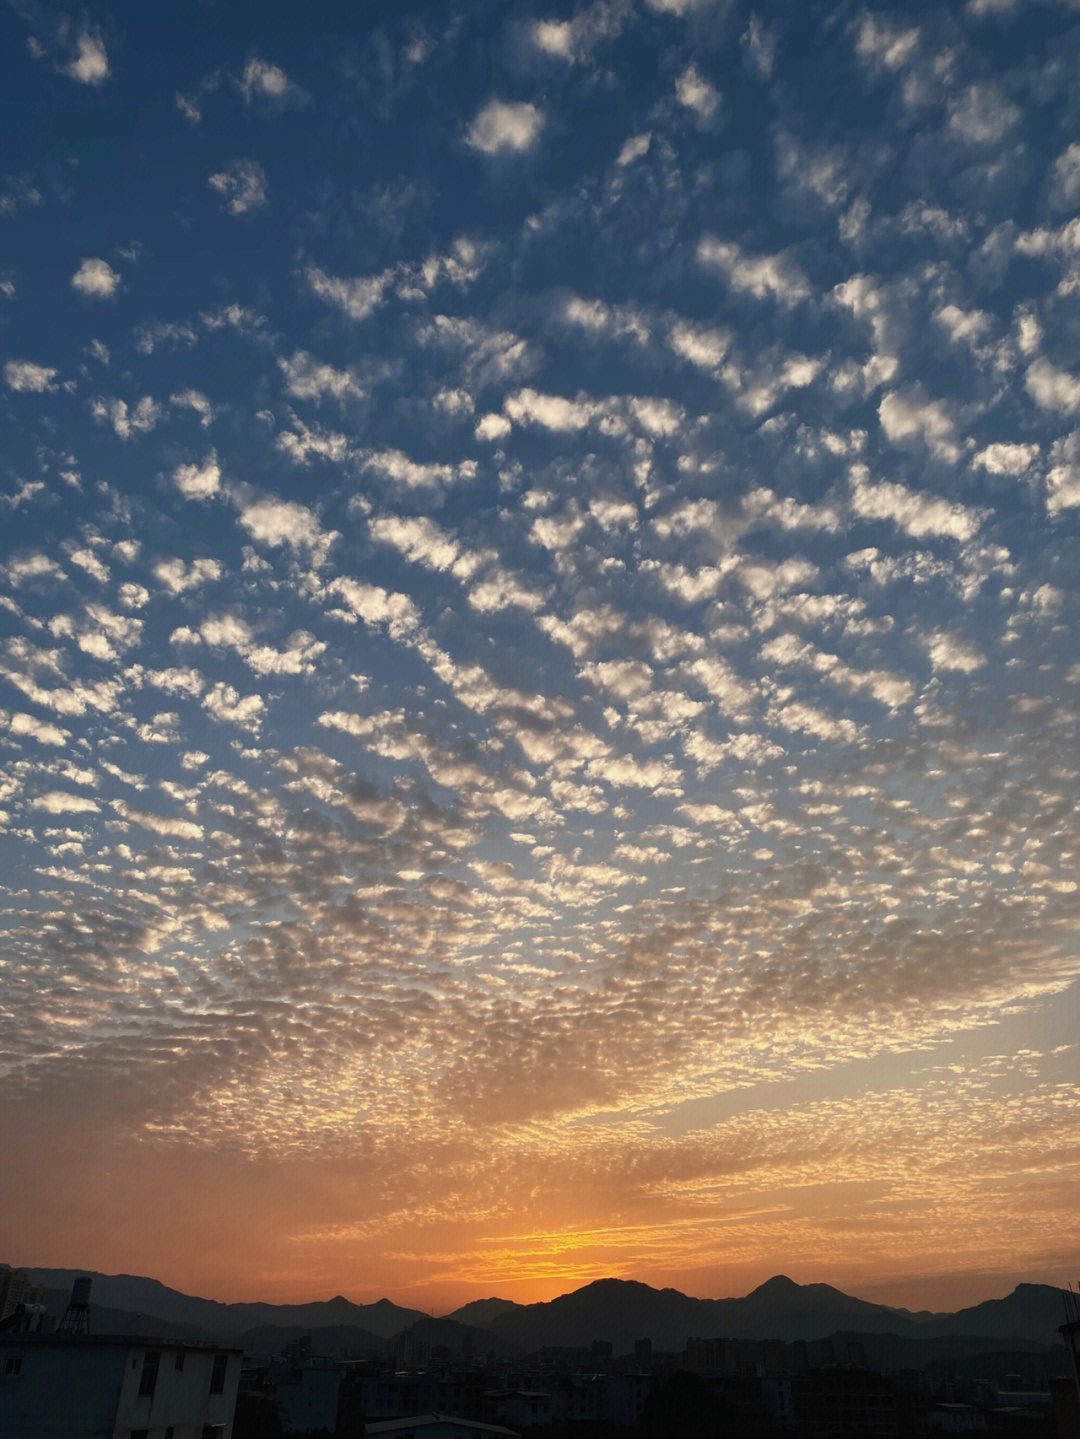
[752,1274,801,1293]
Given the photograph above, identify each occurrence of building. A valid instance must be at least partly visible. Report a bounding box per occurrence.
[1057,1304,1080,1439]
[502,1391,554,1430]
[0,1267,46,1321]
[0,1333,242,1439]
[790,1367,900,1439]
[926,1402,987,1432]
[274,1363,342,1434]
[366,1414,520,1439]
[685,1336,740,1376]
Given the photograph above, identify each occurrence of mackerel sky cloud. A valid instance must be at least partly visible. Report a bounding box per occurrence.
[1,0,1078,1311]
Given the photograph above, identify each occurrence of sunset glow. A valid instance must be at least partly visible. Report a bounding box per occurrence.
[2,0,1079,1315]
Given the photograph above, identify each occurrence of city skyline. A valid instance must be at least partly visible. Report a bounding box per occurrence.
[2,0,1079,1313]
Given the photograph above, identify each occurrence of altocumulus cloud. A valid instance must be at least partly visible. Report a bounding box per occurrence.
[466,100,544,153]
[1,0,1079,1312]
[71,258,122,298]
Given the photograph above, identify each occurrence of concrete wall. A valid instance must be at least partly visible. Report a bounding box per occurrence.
[0,1342,127,1438]
[0,1341,240,1439]
[114,1344,241,1439]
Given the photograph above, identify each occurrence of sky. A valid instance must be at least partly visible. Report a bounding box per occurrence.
[1,0,1079,1316]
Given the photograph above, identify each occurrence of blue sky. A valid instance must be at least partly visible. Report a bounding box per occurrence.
[2,0,1079,1309]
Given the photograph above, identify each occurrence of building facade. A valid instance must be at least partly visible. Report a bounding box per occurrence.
[0,1334,242,1439]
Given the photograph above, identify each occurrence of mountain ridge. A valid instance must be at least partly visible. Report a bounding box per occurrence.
[26,1268,1070,1353]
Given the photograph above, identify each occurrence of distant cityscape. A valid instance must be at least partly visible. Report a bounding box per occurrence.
[3,1263,1080,1439]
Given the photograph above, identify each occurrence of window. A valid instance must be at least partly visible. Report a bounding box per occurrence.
[202,1426,224,1439]
[4,1354,22,1375]
[137,1349,160,1397]
[209,1352,228,1394]
[130,1430,149,1439]
[175,1349,185,1370]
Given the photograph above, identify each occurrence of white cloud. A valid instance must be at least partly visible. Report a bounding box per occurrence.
[50,604,142,662]
[240,56,290,102]
[532,20,575,56]
[531,4,623,61]
[91,396,163,440]
[948,83,1020,145]
[306,265,396,321]
[668,320,730,371]
[65,30,109,86]
[675,65,720,119]
[475,413,511,441]
[761,632,913,710]
[5,552,65,585]
[631,396,683,435]
[4,360,57,392]
[925,631,985,673]
[415,237,491,292]
[775,130,851,209]
[173,454,222,500]
[277,420,352,466]
[196,612,325,677]
[71,258,121,298]
[1049,144,1080,212]
[3,711,69,746]
[112,798,202,841]
[849,465,981,541]
[203,681,265,729]
[878,390,961,462]
[361,450,475,489]
[725,351,823,416]
[503,387,683,436]
[973,442,1039,477]
[65,546,109,584]
[329,579,420,637]
[369,515,465,573]
[505,389,597,431]
[171,389,216,426]
[853,12,918,70]
[650,562,725,604]
[934,304,990,347]
[642,0,710,13]
[279,351,365,401]
[698,237,809,304]
[153,557,222,595]
[1025,358,1080,414]
[469,569,545,614]
[617,133,652,166]
[237,496,333,559]
[769,700,860,744]
[33,790,100,814]
[742,15,777,78]
[1046,432,1080,513]
[737,557,818,601]
[208,160,267,215]
[466,100,544,154]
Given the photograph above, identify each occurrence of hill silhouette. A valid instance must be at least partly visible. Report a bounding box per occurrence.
[28,1268,1071,1356]
[30,1268,425,1339]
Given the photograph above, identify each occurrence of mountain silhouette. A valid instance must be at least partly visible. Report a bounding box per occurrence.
[446,1297,520,1328]
[486,1276,922,1353]
[30,1268,425,1339]
[915,1283,1072,1347]
[28,1268,1070,1356]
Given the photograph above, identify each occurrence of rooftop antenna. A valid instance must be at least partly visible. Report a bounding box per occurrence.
[57,1276,92,1336]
